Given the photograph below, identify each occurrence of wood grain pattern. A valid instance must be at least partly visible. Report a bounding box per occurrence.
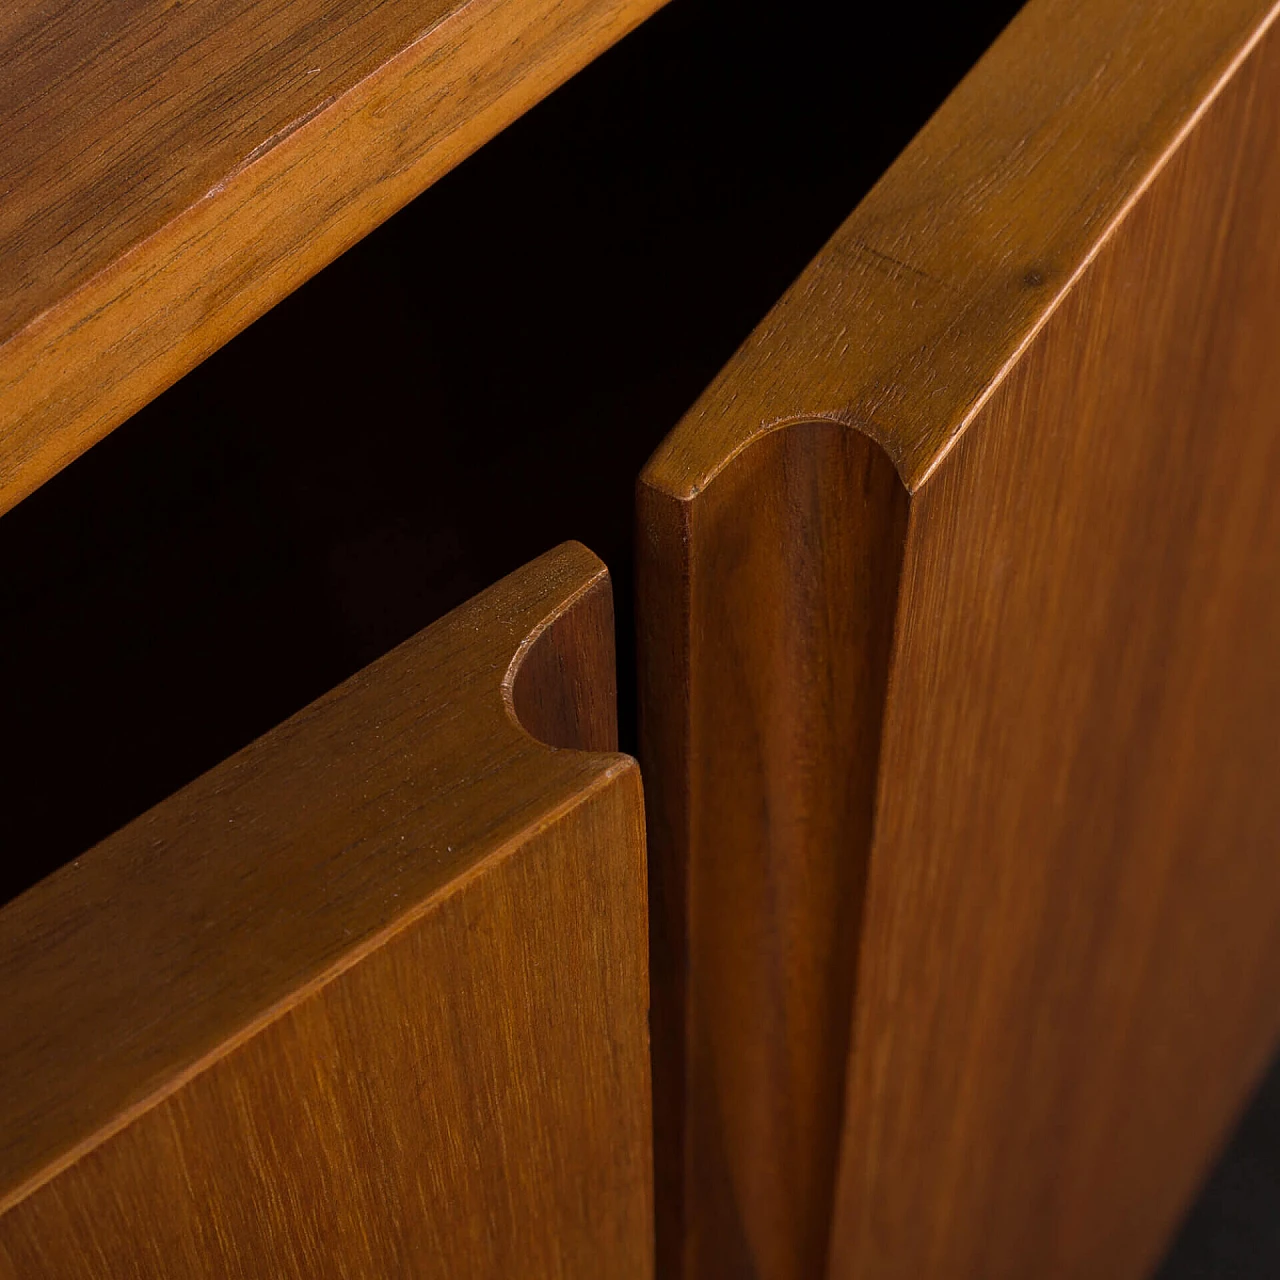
[0,0,666,517]
[831,26,1280,1276]
[642,0,1279,501]
[637,1,1280,1277]
[638,427,906,1280]
[0,542,652,1278]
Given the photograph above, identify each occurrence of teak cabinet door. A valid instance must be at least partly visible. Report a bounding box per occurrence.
[0,543,652,1279]
[637,1,1280,1278]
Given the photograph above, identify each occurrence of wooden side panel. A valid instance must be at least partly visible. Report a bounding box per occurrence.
[0,543,652,1278]
[638,425,906,1280]
[830,24,1280,1279]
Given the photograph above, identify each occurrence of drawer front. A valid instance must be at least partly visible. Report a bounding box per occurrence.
[0,544,652,1279]
[638,2,1280,1278]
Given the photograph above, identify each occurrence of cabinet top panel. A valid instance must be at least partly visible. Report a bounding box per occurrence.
[0,0,666,514]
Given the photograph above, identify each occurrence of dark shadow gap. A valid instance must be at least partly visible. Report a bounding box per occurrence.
[0,0,1022,901]
[1156,1051,1280,1280]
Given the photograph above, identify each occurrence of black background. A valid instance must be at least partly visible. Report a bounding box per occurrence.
[0,0,1025,896]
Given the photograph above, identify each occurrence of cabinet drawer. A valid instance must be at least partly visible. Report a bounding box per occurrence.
[0,543,651,1276]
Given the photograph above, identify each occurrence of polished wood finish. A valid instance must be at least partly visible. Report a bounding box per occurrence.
[638,427,906,1280]
[644,0,1276,498]
[832,29,1280,1276]
[638,1,1280,1277]
[0,0,665,517]
[0,543,652,1278]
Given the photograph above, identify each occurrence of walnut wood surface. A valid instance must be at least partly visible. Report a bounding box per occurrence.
[0,0,665,518]
[638,1,1280,1277]
[0,542,652,1278]
[638,427,906,1280]
[643,0,1278,500]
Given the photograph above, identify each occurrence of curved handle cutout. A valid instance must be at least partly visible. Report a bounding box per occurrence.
[506,544,619,754]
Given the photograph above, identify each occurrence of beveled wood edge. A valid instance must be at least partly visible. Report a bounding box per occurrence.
[636,430,907,1279]
[0,540,637,1213]
[0,0,667,517]
[640,0,1280,501]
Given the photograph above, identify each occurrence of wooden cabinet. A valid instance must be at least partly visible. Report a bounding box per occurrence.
[4,0,1280,1276]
